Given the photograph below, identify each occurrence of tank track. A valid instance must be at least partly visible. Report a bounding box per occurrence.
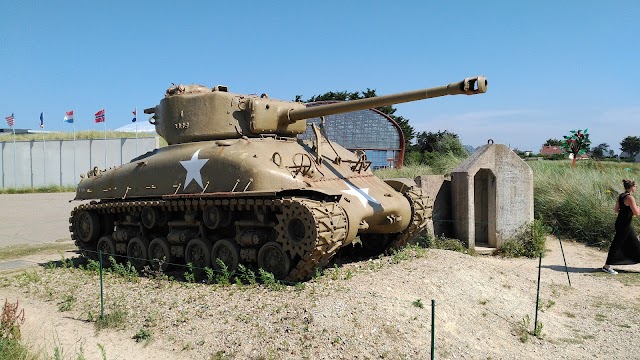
[69,197,347,282]
[389,188,432,249]
[281,199,348,281]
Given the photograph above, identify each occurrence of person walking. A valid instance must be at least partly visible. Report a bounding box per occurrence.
[602,179,640,274]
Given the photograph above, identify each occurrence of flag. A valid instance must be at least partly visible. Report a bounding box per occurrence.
[94,109,105,123]
[5,113,14,127]
[64,110,74,123]
[132,108,137,123]
[40,112,44,128]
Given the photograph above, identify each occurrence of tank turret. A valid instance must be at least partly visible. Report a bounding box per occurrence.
[145,76,487,145]
[70,76,488,281]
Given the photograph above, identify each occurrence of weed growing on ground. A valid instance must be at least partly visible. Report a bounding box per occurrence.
[211,350,234,360]
[516,315,543,342]
[57,293,76,312]
[1,299,25,340]
[107,257,139,282]
[133,328,153,343]
[214,259,232,285]
[184,263,196,283]
[237,264,257,285]
[258,269,284,291]
[0,299,34,359]
[16,270,41,286]
[412,299,424,308]
[95,308,128,330]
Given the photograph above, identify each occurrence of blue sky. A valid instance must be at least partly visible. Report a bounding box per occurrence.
[1,1,638,153]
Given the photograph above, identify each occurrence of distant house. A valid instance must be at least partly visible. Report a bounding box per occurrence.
[568,153,589,160]
[540,145,563,156]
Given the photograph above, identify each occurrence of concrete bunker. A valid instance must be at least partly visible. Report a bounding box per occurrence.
[417,143,533,253]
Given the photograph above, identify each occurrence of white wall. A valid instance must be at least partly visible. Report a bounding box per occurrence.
[1,137,158,189]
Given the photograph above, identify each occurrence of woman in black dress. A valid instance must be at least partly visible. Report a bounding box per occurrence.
[603,179,640,274]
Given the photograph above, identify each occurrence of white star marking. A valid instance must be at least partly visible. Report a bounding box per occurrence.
[180,149,208,189]
[341,183,381,208]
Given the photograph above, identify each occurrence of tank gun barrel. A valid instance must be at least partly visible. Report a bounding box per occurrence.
[284,76,487,123]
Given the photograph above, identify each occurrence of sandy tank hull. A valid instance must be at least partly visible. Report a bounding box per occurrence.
[69,77,486,280]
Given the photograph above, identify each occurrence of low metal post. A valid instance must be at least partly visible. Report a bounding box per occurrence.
[533,252,542,336]
[431,299,435,360]
[555,228,571,286]
[99,250,104,320]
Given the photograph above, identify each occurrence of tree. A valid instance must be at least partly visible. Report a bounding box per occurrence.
[296,89,416,148]
[544,138,562,146]
[620,136,640,160]
[591,143,610,160]
[415,130,468,157]
[561,129,591,167]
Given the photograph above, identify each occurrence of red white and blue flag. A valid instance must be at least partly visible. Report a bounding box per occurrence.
[5,113,14,127]
[132,108,137,123]
[94,109,105,123]
[40,112,44,128]
[63,110,74,123]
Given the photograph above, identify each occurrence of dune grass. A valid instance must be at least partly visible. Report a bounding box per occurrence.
[0,185,76,194]
[0,130,156,142]
[530,160,640,248]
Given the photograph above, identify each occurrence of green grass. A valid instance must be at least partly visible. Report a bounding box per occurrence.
[0,130,156,142]
[0,243,76,262]
[0,185,77,194]
[530,159,640,248]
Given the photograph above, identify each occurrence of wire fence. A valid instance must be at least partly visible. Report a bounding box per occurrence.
[40,225,574,358]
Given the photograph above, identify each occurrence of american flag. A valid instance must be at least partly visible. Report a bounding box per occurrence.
[94,109,105,123]
[5,113,14,127]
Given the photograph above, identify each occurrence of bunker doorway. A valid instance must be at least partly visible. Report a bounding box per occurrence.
[474,168,497,248]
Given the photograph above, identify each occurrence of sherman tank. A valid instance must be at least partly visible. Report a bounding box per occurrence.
[69,76,487,281]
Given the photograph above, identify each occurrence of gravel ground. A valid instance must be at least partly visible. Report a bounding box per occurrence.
[0,238,639,360]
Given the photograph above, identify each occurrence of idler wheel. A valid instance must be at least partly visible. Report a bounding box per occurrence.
[127,237,150,269]
[257,241,291,280]
[211,239,240,273]
[97,236,116,260]
[185,238,213,269]
[275,202,317,259]
[148,237,174,271]
[73,210,102,243]
[202,205,230,230]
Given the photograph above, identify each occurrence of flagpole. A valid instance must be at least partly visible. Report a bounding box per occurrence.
[12,124,17,189]
[41,113,46,186]
[135,107,138,155]
[104,109,107,169]
[73,122,76,182]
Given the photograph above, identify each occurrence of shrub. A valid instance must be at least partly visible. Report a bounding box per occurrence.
[500,220,549,258]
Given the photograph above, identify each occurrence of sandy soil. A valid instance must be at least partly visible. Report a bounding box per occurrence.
[0,237,638,360]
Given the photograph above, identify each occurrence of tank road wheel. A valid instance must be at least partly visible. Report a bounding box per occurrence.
[148,237,174,271]
[275,202,317,259]
[185,238,213,269]
[73,210,101,243]
[257,242,291,280]
[127,237,150,269]
[97,236,117,261]
[211,239,240,273]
